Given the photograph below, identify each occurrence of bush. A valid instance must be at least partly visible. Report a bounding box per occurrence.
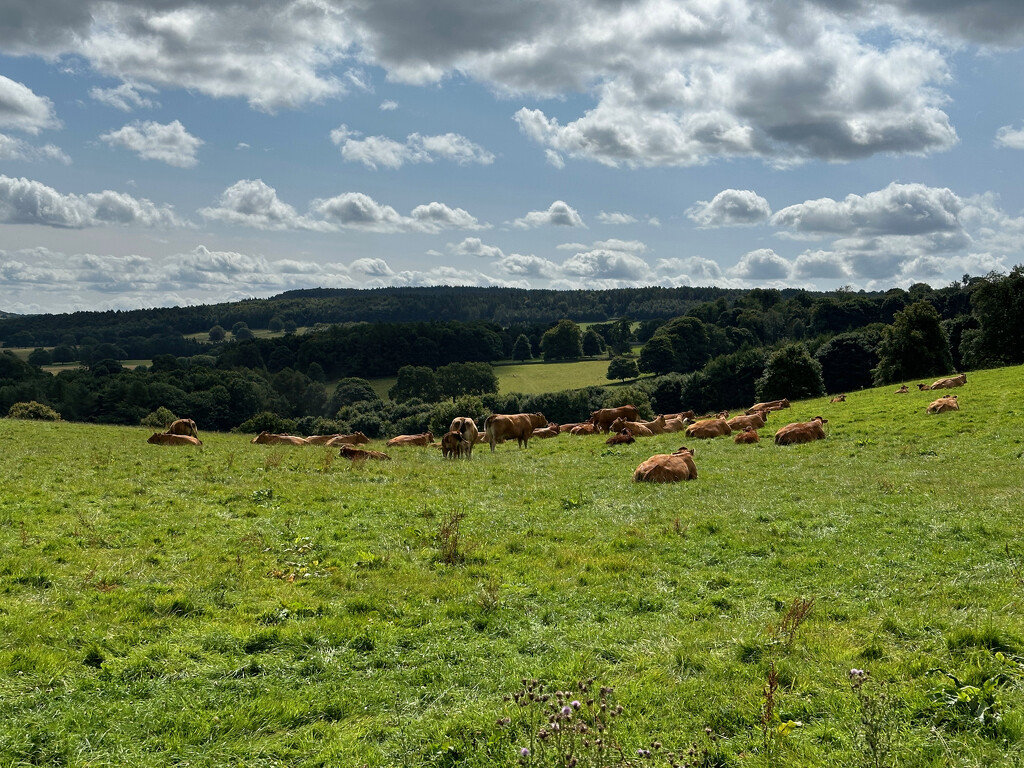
[8,401,61,421]
[141,406,178,429]
[237,411,297,434]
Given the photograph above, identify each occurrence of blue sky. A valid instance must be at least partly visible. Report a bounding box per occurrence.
[1,0,1024,314]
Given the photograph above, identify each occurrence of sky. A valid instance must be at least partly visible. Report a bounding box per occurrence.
[2,0,1024,315]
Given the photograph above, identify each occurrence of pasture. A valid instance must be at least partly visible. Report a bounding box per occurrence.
[2,366,1024,767]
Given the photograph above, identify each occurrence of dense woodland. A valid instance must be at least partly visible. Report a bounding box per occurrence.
[2,268,1023,436]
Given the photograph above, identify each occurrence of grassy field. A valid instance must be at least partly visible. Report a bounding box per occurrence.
[3,368,1024,767]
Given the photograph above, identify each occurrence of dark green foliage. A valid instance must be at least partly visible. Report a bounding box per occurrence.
[7,400,61,420]
[140,406,177,428]
[511,334,533,361]
[390,365,439,403]
[964,267,1024,367]
[581,328,605,356]
[606,356,639,381]
[873,301,953,385]
[27,348,51,366]
[649,373,687,414]
[755,344,826,402]
[815,333,878,393]
[519,388,603,425]
[436,362,499,401]
[638,334,677,375]
[238,410,297,434]
[541,319,583,361]
[51,345,76,364]
[652,316,712,373]
[208,325,226,342]
[329,377,382,414]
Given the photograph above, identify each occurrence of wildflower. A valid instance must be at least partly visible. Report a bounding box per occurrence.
[562,705,572,716]
[571,700,581,709]
[520,747,530,757]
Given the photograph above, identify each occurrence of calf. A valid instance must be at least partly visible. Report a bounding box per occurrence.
[895,385,910,394]
[733,426,759,444]
[774,416,828,446]
[440,430,471,458]
[322,432,370,447]
[830,394,847,403]
[530,423,561,439]
[339,445,391,461]
[605,429,635,445]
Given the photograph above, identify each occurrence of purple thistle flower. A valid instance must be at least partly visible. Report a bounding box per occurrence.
[571,700,581,709]
[520,747,530,757]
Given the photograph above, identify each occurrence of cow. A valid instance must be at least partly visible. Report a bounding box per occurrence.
[338,444,391,461]
[609,417,655,437]
[440,430,472,458]
[148,432,202,446]
[589,405,640,434]
[895,385,910,394]
[530,423,561,439]
[926,395,959,414]
[774,416,828,446]
[569,423,598,435]
[166,418,199,439]
[632,447,697,483]
[745,398,790,415]
[663,411,697,422]
[605,428,635,445]
[733,426,759,444]
[830,394,847,403]
[638,415,668,434]
[252,432,309,446]
[322,432,370,447]
[386,432,434,447]
[484,412,547,451]
[727,411,769,431]
[663,417,687,433]
[449,417,480,458]
[927,373,967,390]
[684,418,732,439]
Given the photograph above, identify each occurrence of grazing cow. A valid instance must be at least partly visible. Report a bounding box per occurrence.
[569,423,597,435]
[440,430,472,458]
[745,398,790,415]
[166,418,199,439]
[734,426,759,444]
[531,423,561,439]
[609,417,655,437]
[386,432,434,447]
[830,394,847,403]
[590,405,640,433]
[484,412,547,451]
[632,447,697,483]
[727,411,769,431]
[663,410,697,422]
[148,432,202,446]
[926,395,959,414]
[252,432,309,446]
[449,417,480,458]
[605,428,635,445]
[339,444,391,461]
[322,432,370,447]
[684,418,732,439]
[895,385,910,394]
[927,373,967,390]
[774,416,828,446]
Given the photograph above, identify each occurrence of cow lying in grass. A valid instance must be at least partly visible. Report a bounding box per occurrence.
[338,444,391,461]
[926,395,959,414]
[252,432,308,446]
[605,429,635,445]
[308,432,369,446]
[920,373,967,391]
[745,398,790,415]
[733,426,759,444]
[684,418,731,439]
[609,418,654,437]
[727,411,768,431]
[386,432,434,447]
[632,447,697,483]
[774,416,828,446]
[148,432,202,446]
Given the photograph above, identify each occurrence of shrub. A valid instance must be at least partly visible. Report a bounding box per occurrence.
[8,401,61,421]
[141,406,178,429]
[237,411,297,434]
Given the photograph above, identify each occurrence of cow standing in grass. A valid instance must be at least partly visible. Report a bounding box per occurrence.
[484,412,547,451]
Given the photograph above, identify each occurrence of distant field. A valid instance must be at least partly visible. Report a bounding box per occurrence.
[2,366,1023,766]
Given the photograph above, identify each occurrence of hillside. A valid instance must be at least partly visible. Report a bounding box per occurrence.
[2,366,1023,766]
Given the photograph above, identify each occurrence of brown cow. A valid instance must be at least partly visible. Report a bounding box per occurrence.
[745,398,790,415]
[830,394,847,403]
[632,447,697,483]
[166,418,199,439]
[251,432,309,446]
[926,395,959,414]
[663,410,697,422]
[440,430,471,458]
[569,423,597,435]
[727,411,769,431]
[484,412,547,451]
[338,444,391,461]
[609,417,655,437]
[148,432,202,446]
[449,417,480,458]
[774,416,828,446]
[663,417,687,433]
[590,405,640,434]
[638,415,667,434]
[530,423,561,439]
[605,428,635,445]
[684,418,732,439]
[322,432,370,447]
[386,432,434,447]
[895,385,910,394]
[557,422,584,433]
[927,373,967,390]
[733,426,759,444]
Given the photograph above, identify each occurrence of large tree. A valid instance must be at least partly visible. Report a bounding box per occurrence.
[436,362,499,401]
[389,366,439,403]
[607,356,639,382]
[511,334,533,361]
[755,344,825,402]
[651,316,711,373]
[540,319,583,361]
[872,301,953,385]
[815,333,878,393]
[637,335,676,375]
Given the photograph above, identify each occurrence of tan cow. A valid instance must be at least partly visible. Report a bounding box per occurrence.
[166,418,199,439]
[605,428,635,445]
[895,385,910,394]
[745,398,790,415]
[663,410,697,422]
[774,416,828,446]
[632,447,697,483]
[530,423,561,439]
[727,411,769,431]
[733,426,759,444]
[252,432,309,446]
[926,373,967,390]
[338,444,391,461]
[684,418,732,439]
[830,394,847,403]
[639,415,667,434]
[440,430,471,458]
[663,417,687,433]
[589,405,640,433]
[148,432,202,446]
[386,432,434,447]
[569,423,598,435]
[484,412,547,451]
[926,395,959,414]
[609,417,655,437]
[449,417,480,458]
[322,432,370,447]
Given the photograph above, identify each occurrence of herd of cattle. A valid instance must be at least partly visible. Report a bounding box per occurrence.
[146,372,968,483]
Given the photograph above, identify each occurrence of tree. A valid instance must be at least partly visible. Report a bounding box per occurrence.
[637,335,676,375]
[872,301,953,385]
[964,267,1024,367]
[652,316,711,373]
[541,319,584,361]
[208,325,226,342]
[51,345,76,364]
[268,315,285,333]
[815,333,878,393]
[27,348,52,367]
[233,325,255,341]
[582,328,605,357]
[436,362,499,401]
[755,344,825,402]
[329,377,382,414]
[389,365,440,403]
[607,356,639,382]
[512,334,533,361]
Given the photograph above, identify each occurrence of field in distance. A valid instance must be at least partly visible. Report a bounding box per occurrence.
[2,366,1023,766]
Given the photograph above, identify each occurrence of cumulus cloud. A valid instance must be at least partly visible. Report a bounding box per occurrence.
[100,120,203,167]
[729,248,792,280]
[330,124,494,169]
[656,256,725,282]
[89,82,159,111]
[0,75,59,134]
[995,124,1024,150]
[512,200,585,229]
[597,211,638,225]
[448,237,505,259]
[0,175,186,228]
[200,179,314,231]
[561,248,653,280]
[493,253,561,279]
[379,100,398,111]
[0,134,70,164]
[688,189,772,227]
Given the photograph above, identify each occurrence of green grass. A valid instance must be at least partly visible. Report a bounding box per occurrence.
[3,368,1024,766]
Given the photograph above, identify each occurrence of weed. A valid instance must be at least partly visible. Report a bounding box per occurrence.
[849,668,898,768]
[769,596,816,649]
[436,510,466,565]
[927,668,1006,735]
[476,575,502,613]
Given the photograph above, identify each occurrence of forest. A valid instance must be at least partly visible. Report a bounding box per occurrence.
[2,267,1022,437]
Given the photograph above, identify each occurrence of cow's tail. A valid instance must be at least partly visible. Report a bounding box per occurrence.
[483,415,497,451]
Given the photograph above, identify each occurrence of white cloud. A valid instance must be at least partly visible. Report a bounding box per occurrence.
[410,201,486,233]
[200,179,314,231]
[791,250,851,280]
[0,175,187,229]
[561,249,653,280]
[545,149,565,169]
[0,75,59,134]
[448,237,505,259]
[379,100,398,111]
[330,124,494,169]
[688,189,772,227]
[89,82,159,111]
[730,248,792,280]
[995,124,1024,150]
[0,133,70,164]
[100,120,203,168]
[597,211,638,225]
[512,200,585,228]
[350,257,395,277]
[656,256,725,282]
[493,253,561,279]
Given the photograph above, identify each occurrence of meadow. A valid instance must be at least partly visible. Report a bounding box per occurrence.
[2,367,1024,767]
